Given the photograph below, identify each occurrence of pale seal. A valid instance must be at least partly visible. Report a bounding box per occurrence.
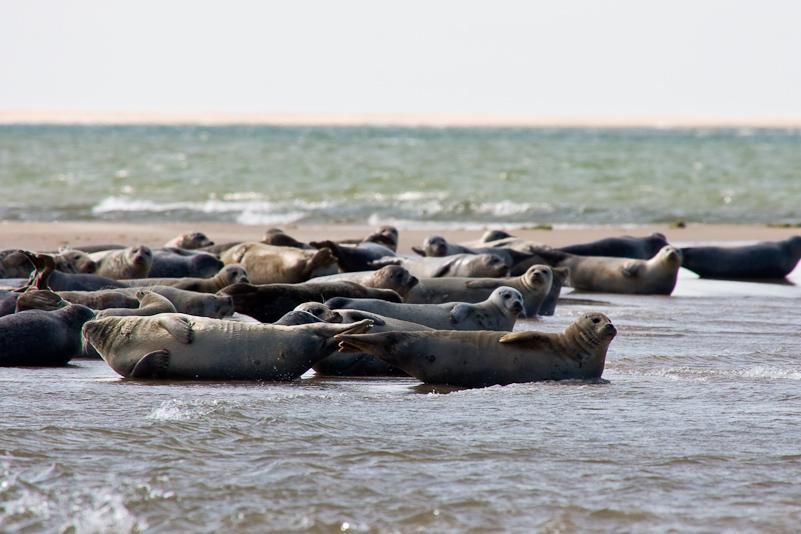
[217,281,402,323]
[221,243,338,284]
[680,236,801,280]
[336,312,617,388]
[305,265,418,299]
[95,290,177,318]
[405,264,554,317]
[82,314,373,380]
[533,246,683,295]
[1,304,96,367]
[124,264,249,293]
[90,246,153,280]
[378,253,509,279]
[163,232,214,250]
[325,286,524,331]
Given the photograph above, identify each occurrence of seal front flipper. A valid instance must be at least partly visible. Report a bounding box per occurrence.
[130,350,171,378]
[157,315,194,343]
[620,261,642,277]
[499,330,552,350]
[464,279,502,289]
[449,303,471,324]
[411,246,427,256]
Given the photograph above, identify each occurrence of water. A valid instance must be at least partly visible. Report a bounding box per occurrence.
[2,125,801,532]
[1,125,801,228]
[2,269,801,533]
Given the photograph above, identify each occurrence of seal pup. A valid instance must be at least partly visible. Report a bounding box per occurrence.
[221,243,338,284]
[680,236,801,280]
[163,232,214,250]
[532,246,683,295]
[405,264,554,317]
[558,233,670,259]
[376,253,509,279]
[124,264,249,293]
[304,265,418,299]
[95,290,177,318]
[325,286,524,331]
[336,312,617,388]
[148,248,224,278]
[217,281,402,323]
[82,314,373,380]
[1,304,96,367]
[90,246,153,280]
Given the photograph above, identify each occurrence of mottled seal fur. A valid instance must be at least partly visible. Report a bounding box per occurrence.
[90,246,153,280]
[336,312,617,388]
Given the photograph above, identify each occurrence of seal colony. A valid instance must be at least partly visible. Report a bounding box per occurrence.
[2,226,800,388]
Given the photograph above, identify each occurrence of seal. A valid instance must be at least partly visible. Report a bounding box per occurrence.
[304,265,418,299]
[217,281,402,323]
[90,246,153,280]
[325,286,524,331]
[148,248,224,279]
[81,314,373,380]
[309,239,396,272]
[405,264,554,317]
[12,252,69,313]
[680,236,801,280]
[1,248,96,278]
[57,289,141,310]
[335,312,617,388]
[377,253,509,279]
[1,304,96,367]
[306,307,433,377]
[532,245,683,295]
[95,290,177,318]
[221,243,338,284]
[124,264,249,293]
[558,233,670,259]
[117,286,234,318]
[163,232,214,250]
[261,228,314,249]
[412,235,535,271]
[44,270,130,292]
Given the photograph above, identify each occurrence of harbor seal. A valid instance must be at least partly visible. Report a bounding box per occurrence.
[95,290,177,318]
[325,286,524,331]
[148,248,224,278]
[81,314,373,380]
[377,253,509,279]
[217,281,402,323]
[304,265,418,299]
[412,235,535,271]
[532,246,683,295]
[558,233,670,259]
[12,252,69,313]
[90,246,153,280]
[336,312,617,388]
[309,240,397,272]
[405,264,554,317]
[124,264,249,293]
[1,304,96,367]
[163,232,214,249]
[221,243,338,284]
[680,236,801,280]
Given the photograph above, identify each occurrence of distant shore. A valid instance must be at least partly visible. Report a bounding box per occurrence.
[1,221,798,255]
[2,110,801,128]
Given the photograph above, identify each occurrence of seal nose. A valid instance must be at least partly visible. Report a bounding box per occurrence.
[605,323,617,337]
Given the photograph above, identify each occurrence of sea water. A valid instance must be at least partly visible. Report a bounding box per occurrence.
[1,125,800,227]
[2,125,801,533]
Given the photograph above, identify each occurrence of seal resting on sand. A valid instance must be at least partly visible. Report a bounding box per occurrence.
[90,246,153,280]
[377,253,509,279]
[680,236,801,280]
[336,312,617,388]
[124,264,249,293]
[82,314,373,380]
[221,243,338,284]
[325,286,524,331]
[1,304,96,366]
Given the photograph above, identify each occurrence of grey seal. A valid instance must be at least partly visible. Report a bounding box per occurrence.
[680,236,801,280]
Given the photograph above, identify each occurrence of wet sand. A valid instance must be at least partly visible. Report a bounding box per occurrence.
[0,221,799,254]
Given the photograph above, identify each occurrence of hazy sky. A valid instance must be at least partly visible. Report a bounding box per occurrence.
[2,0,800,118]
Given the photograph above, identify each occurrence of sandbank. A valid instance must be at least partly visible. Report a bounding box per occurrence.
[0,221,798,255]
[2,110,801,129]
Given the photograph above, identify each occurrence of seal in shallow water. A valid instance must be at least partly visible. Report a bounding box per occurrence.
[82,314,373,380]
[335,312,617,388]
[325,286,524,331]
[680,236,801,280]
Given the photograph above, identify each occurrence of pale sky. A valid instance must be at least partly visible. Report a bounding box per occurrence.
[2,0,800,118]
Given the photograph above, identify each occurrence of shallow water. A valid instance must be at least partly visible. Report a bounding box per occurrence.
[3,267,801,533]
[2,125,801,227]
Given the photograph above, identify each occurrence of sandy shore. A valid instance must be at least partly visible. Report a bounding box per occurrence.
[3,110,801,128]
[1,221,798,255]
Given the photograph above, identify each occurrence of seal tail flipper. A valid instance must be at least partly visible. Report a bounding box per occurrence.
[130,350,171,379]
[335,331,398,356]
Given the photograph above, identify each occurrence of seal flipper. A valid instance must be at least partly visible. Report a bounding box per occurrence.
[411,246,427,256]
[621,261,642,277]
[130,350,171,378]
[498,330,552,350]
[157,315,194,343]
[464,279,502,289]
[449,303,471,324]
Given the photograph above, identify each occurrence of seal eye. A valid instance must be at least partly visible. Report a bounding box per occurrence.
[591,317,601,324]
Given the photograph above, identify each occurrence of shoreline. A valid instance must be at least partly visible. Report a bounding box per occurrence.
[2,110,801,129]
[1,221,798,255]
